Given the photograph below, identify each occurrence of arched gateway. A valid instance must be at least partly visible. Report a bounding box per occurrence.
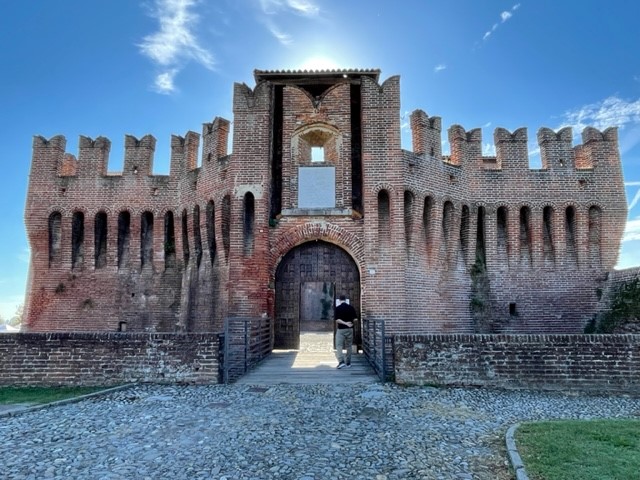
[274,241,360,349]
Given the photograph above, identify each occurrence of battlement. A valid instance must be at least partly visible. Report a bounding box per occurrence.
[30,117,232,183]
[410,108,621,173]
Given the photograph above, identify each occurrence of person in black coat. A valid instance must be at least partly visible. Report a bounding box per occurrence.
[334,295,357,368]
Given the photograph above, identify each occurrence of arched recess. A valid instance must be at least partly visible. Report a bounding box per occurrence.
[588,205,602,268]
[94,211,108,269]
[274,240,360,350]
[71,211,85,270]
[48,211,62,268]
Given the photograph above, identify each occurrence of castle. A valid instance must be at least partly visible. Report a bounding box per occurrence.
[23,69,628,347]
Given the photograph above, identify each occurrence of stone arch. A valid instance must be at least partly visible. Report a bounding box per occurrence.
[46,205,69,217]
[273,237,361,350]
[292,122,341,165]
[371,182,396,195]
[269,222,365,280]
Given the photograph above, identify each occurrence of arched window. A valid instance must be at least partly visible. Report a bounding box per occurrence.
[378,190,390,248]
[476,206,486,267]
[71,211,84,269]
[181,209,190,265]
[243,192,255,256]
[193,205,203,268]
[460,205,470,262]
[164,211,176,269]
[565,206,577,265]
[222,195,231,261]
[206,200,216,265]
[588,205,602,268]
[442,201,454,249]
[497,206,509,261]
[94,211,107,269]
[543,206,555,266]
[519,206,532,266]
[117,211,130,269]
[141,211,154,268]
[48,211,62,268]
[423,196,434,258]
[404,191,414,248]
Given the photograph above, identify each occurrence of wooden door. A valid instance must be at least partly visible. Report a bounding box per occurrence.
[300,281,335,332]
[275,241,360,349]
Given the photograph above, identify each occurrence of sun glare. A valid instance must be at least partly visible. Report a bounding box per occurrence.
[299,56,341,70]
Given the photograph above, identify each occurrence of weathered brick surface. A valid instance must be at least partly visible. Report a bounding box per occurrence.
[394,334,640,395]
[23,69,629,336]
[0,333,220,386]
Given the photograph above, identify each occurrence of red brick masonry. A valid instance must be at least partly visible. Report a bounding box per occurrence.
[0,333,220,386]
[394,334,640,395]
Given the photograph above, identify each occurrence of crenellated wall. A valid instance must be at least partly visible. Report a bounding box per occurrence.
[404,110,627,333]
[23,69,628,337]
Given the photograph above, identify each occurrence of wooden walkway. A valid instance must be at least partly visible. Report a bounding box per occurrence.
[234,332,380,385]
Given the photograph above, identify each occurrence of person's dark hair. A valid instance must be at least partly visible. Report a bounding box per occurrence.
[339,294,346,301]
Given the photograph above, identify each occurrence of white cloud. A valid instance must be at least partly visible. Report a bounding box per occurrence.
[623,216,640,242]
[257,0,320,44]
[559,96,640,155]
[266,21,293,45]
[287,0,320,16]
[154,69,179,94]
[500,11,512,22]
[139,0,214,94]
[434,64,447,73]
[482,4,520,42]
[259,0,320,17]
[561,96,640,132]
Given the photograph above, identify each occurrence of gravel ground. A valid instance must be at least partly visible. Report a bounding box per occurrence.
[2,383,639,480]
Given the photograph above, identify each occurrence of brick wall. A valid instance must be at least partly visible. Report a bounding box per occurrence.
[23,69,628,338]
[394,334,640,395]
[0,333,220,386]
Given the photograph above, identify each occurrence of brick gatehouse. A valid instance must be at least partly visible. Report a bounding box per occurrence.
[23,69,627,348]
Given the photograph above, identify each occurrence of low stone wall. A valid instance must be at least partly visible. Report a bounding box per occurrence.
[0,333,221,386]
[394,334,640,395]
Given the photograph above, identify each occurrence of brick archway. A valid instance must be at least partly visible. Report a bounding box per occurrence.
[274,240,361,350]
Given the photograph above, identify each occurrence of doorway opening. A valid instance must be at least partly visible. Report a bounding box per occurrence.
[274,240,360,349]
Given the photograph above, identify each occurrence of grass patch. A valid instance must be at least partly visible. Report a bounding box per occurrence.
[516,419,640,480]
[0,386,108,405]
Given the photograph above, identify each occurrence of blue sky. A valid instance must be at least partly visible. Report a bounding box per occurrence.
[1,0,639,319]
